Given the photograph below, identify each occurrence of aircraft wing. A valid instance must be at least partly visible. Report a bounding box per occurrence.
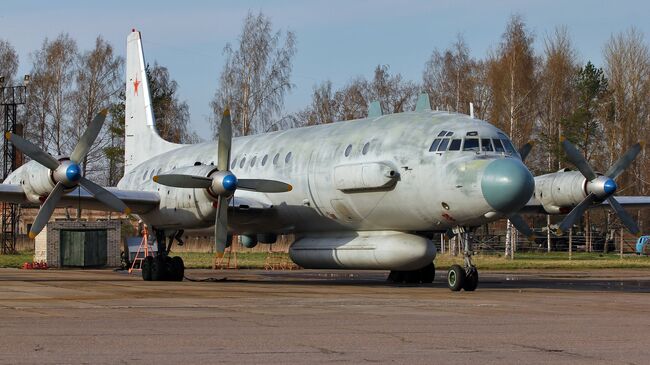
[0,184,160,214]
[0,183,272,216]
[519,196,650,215]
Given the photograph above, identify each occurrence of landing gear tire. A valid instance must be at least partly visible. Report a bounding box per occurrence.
[387,270,404,283]
[151,255,166,281]
[419,263,435,284]
[403,270,420,284]
[387,263,435,284]
[463,267,479,292]
[169,256,185,281]
[447,264,466,292]
[142,256,153,281]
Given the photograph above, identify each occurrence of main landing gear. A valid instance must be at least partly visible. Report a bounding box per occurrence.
[141,229,185,282]
[447,229,479,292]
[388,263,435,284]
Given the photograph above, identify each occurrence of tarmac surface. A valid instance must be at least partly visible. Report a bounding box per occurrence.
[1,268,650,364]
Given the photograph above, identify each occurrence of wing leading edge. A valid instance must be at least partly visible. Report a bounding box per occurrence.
[0,184,159,214]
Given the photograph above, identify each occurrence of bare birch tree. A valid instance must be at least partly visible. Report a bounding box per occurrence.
[423,34,476,114]
[603,27,650,196]
[487,15,538,147]
[211,11,296,136]
[0,39,19,83]
[537,26,578,172]
[72,36,123,180]
[29,34,77,156]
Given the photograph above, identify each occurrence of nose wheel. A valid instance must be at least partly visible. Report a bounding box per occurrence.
[447,229,479,291]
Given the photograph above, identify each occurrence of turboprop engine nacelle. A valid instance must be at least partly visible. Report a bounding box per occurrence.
[534,170,591,214]
[17,161,57,203]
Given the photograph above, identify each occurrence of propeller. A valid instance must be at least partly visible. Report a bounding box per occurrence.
[507,213,536,242]
[6,110,131,238]
[153,109,292,255]
[518,141,534,162]
[556,138,644,235]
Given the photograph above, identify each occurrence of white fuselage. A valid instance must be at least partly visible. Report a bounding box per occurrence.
[117,110,522,234]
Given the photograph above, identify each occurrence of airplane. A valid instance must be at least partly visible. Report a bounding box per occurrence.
[1,30,648,291]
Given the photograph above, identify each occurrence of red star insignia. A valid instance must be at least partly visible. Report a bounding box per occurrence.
[133,77,141,95]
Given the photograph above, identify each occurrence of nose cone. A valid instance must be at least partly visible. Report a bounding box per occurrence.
[481,158,535,213]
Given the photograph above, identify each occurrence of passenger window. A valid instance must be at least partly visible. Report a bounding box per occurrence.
[273,153,279,165]
[463,138,479,151]
[437,139,450,152]
[501,139,517,154]
[231,158,237,169]
[142,170,148,180]
[429,139,442,152]
[481,139,493,152]
[250,156,256,167]
[344,144,352,157]
[449,139,462,151]
[493,139,505,153]
[285,152,292,163]
[438,130,447,137]
[261,154,268,166]
[239,157,246,168]
[362,142,370,155]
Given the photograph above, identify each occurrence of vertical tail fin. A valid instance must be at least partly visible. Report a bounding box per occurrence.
[124,29,180,173]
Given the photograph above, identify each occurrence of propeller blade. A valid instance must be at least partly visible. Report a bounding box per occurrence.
[605,142,644,180]
[556,193,597,235]
[217,108,232,172]
[29,182,65,238]
[5,132,59,170]
[214,195,229,254]
[153,174,212,189]
[79,177,131,214]
[518,141,534,162]
[560,137,596,181]
[70,109,108,164]
[237,179,293,193]
[607,196,640,235]
[507,213,536,241]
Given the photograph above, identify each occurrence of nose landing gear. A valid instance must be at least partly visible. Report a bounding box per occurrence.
[447,229,479,292]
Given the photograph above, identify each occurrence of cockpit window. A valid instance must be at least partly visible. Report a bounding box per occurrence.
[437,139,450,152]
[445,131,454,137]
[492,138,505,153]
[437,131,447,137]
[481,138,493,152]
[449,139,462,151]
[501,138,517,154]
[429,138,442,152]
[463,138,479,151]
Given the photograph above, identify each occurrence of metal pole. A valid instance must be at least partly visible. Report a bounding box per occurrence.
[568,227,573,261]
[620,228,624,260]
[547,215,551,253]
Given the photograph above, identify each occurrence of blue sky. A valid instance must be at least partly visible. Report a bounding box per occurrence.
[1,0,648,138]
